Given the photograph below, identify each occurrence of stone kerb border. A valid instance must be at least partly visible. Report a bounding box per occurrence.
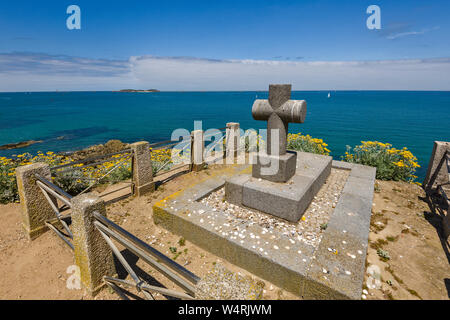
[153,160,376,300]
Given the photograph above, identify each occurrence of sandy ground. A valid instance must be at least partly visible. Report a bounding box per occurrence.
[0,165,449,300]
[365,180,449,300]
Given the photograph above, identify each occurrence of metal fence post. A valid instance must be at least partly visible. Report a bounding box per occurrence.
[71,193,115,296]
[15,163,56,240]
[190,130,205,172]
[225,122,240,164]
[130,141,155,196]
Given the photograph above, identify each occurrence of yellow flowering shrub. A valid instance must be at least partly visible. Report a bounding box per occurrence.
[342,141,420,182]
[0,156,19,203]
[151,147,190,174]
[287,133,331,156]
[0,145,191,203]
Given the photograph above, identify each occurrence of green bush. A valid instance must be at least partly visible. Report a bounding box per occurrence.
[342,141,420,182]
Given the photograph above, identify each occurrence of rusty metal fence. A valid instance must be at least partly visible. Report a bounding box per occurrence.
[93,211,200,300]
[150,135,192,178]
[50,148,134,197]
[35,173,74,250]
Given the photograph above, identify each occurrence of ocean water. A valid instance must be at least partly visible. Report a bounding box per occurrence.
[0,91,449,181]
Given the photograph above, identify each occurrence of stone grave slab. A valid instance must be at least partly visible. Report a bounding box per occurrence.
[153,160,376,300]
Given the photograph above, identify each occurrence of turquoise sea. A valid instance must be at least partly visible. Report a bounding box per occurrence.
[1,91,449,181]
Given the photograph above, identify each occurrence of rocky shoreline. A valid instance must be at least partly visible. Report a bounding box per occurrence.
[64,139,130,161]
[0,140,43,150]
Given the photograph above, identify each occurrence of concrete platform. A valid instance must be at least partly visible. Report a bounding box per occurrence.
[153,159,376,300]
[226,152,332,222]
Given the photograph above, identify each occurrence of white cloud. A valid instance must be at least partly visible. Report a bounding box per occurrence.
[0,52,449,91]
[130,55,450,91]
[386,26,440,40]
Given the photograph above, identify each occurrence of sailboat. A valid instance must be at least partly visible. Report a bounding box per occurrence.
[327,92,331,98]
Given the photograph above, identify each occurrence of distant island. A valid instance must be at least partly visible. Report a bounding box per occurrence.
[115,89,160,93]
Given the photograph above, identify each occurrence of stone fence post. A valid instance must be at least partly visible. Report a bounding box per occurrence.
[16,163,56,240]
[130,141,155,196]
[422,141,450,239]
[191,130,205,172]
[423,141,450,192]
[422,141,450,190]
[71,193,115,296]
[225,122,240,164]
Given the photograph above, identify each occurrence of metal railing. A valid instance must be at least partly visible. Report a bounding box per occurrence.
[35,174,74,250]
[93,211,200,300]
[50,149,134,198]
[150,135,192,178]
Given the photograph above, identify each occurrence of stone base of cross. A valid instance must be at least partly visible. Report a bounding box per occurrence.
[251,84,306,182]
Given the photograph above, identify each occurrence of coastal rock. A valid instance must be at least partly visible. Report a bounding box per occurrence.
[0,140,43,150]
[70,140,129,160]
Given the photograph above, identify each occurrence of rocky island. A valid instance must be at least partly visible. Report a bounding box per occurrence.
[116,89,160,93]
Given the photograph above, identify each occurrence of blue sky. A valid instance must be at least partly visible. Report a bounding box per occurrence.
[0,0,449,91]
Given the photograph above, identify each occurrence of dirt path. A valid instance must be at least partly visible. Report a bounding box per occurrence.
[0,166,449,300]
[0,165,296,300]
[365,180,449,300]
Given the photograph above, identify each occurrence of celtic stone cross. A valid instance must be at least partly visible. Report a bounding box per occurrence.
[252,84,306,155]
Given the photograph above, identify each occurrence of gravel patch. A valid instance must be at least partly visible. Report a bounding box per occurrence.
[200,168,350,248]
[195,263,264,300]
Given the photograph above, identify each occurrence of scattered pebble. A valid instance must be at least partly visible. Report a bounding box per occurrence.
[200,169,349,249]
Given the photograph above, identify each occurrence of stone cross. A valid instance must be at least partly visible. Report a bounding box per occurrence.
[252,84,306,155]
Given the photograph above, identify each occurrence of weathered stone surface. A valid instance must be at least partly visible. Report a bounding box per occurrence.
[15,163,55,240]
[71,194,115,296]
[423,141,450,191]
[252,151,297,182]
[153,160,375,300]
[224,174,250,204]
[191,130,205,172]
[195,263,263,300]
[303,160,375,300]
[252,84,306,156]
[229,152,332,222]
[131,141,154,196]
[225,122,240,162]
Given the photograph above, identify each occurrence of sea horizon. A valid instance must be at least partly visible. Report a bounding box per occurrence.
[1,90,449,181]
[1,89,450,93]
